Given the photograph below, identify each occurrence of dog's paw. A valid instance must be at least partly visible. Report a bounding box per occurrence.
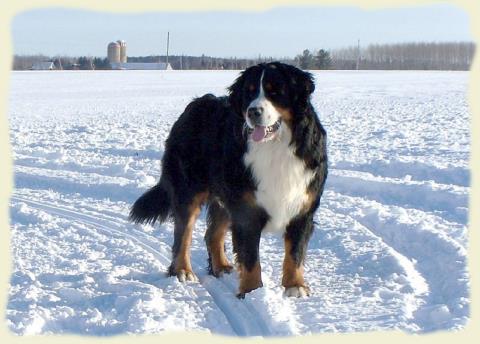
[236,292,246,299]
[212,264,234,277]
[284,286,310,298]
[176,269,198,283]
[236,280,263,299]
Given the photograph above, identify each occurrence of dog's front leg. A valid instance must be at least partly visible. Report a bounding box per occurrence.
[282,213,314,297]
[230,204,268,299]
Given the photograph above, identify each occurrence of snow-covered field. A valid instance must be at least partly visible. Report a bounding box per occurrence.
[7,70,470,336]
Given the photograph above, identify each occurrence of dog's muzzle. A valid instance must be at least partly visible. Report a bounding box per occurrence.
[246,119,282,143]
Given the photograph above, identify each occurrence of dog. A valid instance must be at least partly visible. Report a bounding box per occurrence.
[129,62,328,298]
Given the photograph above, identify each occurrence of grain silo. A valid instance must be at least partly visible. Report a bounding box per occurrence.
[107,41,121,64]
[117,40,127,63]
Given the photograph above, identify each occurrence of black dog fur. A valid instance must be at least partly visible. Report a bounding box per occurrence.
[130,62,327,298]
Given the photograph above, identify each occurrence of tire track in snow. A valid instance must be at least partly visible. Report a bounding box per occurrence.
[11,195,273,337]
[15,192,303,335]
[322,207,430,321]
[326,191,469,331]
[333,160,469,187]
[14,166,141,204]
[327,168,468,224]
[12,190,425,334]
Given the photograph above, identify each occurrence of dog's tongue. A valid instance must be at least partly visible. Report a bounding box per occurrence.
[252,126,266,142]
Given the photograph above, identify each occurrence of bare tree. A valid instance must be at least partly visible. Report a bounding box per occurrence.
[331,41,475,70]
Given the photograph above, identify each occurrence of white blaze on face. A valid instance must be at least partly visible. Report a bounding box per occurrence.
[246,71,282,129]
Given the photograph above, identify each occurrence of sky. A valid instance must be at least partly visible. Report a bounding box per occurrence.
[11,4,473,58]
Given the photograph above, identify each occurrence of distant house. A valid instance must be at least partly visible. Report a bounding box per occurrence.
[31,61,55,70]
[110,62,172,70]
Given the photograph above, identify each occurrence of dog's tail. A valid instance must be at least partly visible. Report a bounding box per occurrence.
[129,179,171,225]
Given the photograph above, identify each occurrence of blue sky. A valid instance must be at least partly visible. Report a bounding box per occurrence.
[11,4,473,58]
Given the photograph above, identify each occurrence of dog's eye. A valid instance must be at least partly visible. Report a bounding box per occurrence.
[269,88,284,96]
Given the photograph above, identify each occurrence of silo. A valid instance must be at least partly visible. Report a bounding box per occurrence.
[107,41,120,63]
[117,40,127,63]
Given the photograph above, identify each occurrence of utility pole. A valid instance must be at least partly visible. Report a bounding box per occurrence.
[356,39,360,70]
[166,31,170,67]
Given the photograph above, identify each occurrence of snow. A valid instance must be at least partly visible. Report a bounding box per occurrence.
[7,69,470,336]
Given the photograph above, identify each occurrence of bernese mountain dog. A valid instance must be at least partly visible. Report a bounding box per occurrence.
[129,62,328,298]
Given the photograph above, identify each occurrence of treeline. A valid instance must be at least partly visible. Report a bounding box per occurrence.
[12,55,111,70]
[12,41,475,71]
[331,41,475,70]
[127,54,291,70]
[12,53,286,70]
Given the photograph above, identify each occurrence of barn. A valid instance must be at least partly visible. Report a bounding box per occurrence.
[110,62,172,70]
[31,61,55,70]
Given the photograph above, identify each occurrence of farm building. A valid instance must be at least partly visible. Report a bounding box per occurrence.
[107,39,172,70]
[31,61,55,70]
[110,62,172,70]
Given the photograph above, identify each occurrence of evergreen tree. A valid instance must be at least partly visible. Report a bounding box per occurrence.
[92,57,111,70]
[315,49,332,69]
[297,49,315,69]
[77,56,91,70]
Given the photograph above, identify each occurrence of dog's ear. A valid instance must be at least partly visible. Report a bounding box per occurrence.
[227,71,246,116]
[274,63,315,105]
[289,66,315,103]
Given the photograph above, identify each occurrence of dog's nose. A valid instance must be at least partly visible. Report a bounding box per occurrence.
[247,107,264,120]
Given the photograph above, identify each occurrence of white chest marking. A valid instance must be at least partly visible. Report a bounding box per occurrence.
[244,126,315,234]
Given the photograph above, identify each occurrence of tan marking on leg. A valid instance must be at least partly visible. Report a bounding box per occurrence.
[282,236,306,288]
[208,219,233,276]
[238,261,263,295]
[301,190,316,215]
[172,192,209,275]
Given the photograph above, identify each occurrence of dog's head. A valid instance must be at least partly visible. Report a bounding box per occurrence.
[228,62,315,143]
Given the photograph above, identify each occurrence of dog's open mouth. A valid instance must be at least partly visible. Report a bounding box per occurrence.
[247,120,282,143]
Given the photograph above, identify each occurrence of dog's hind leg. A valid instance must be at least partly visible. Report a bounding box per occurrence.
[205,200,233,277]
[168,191,209,282]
